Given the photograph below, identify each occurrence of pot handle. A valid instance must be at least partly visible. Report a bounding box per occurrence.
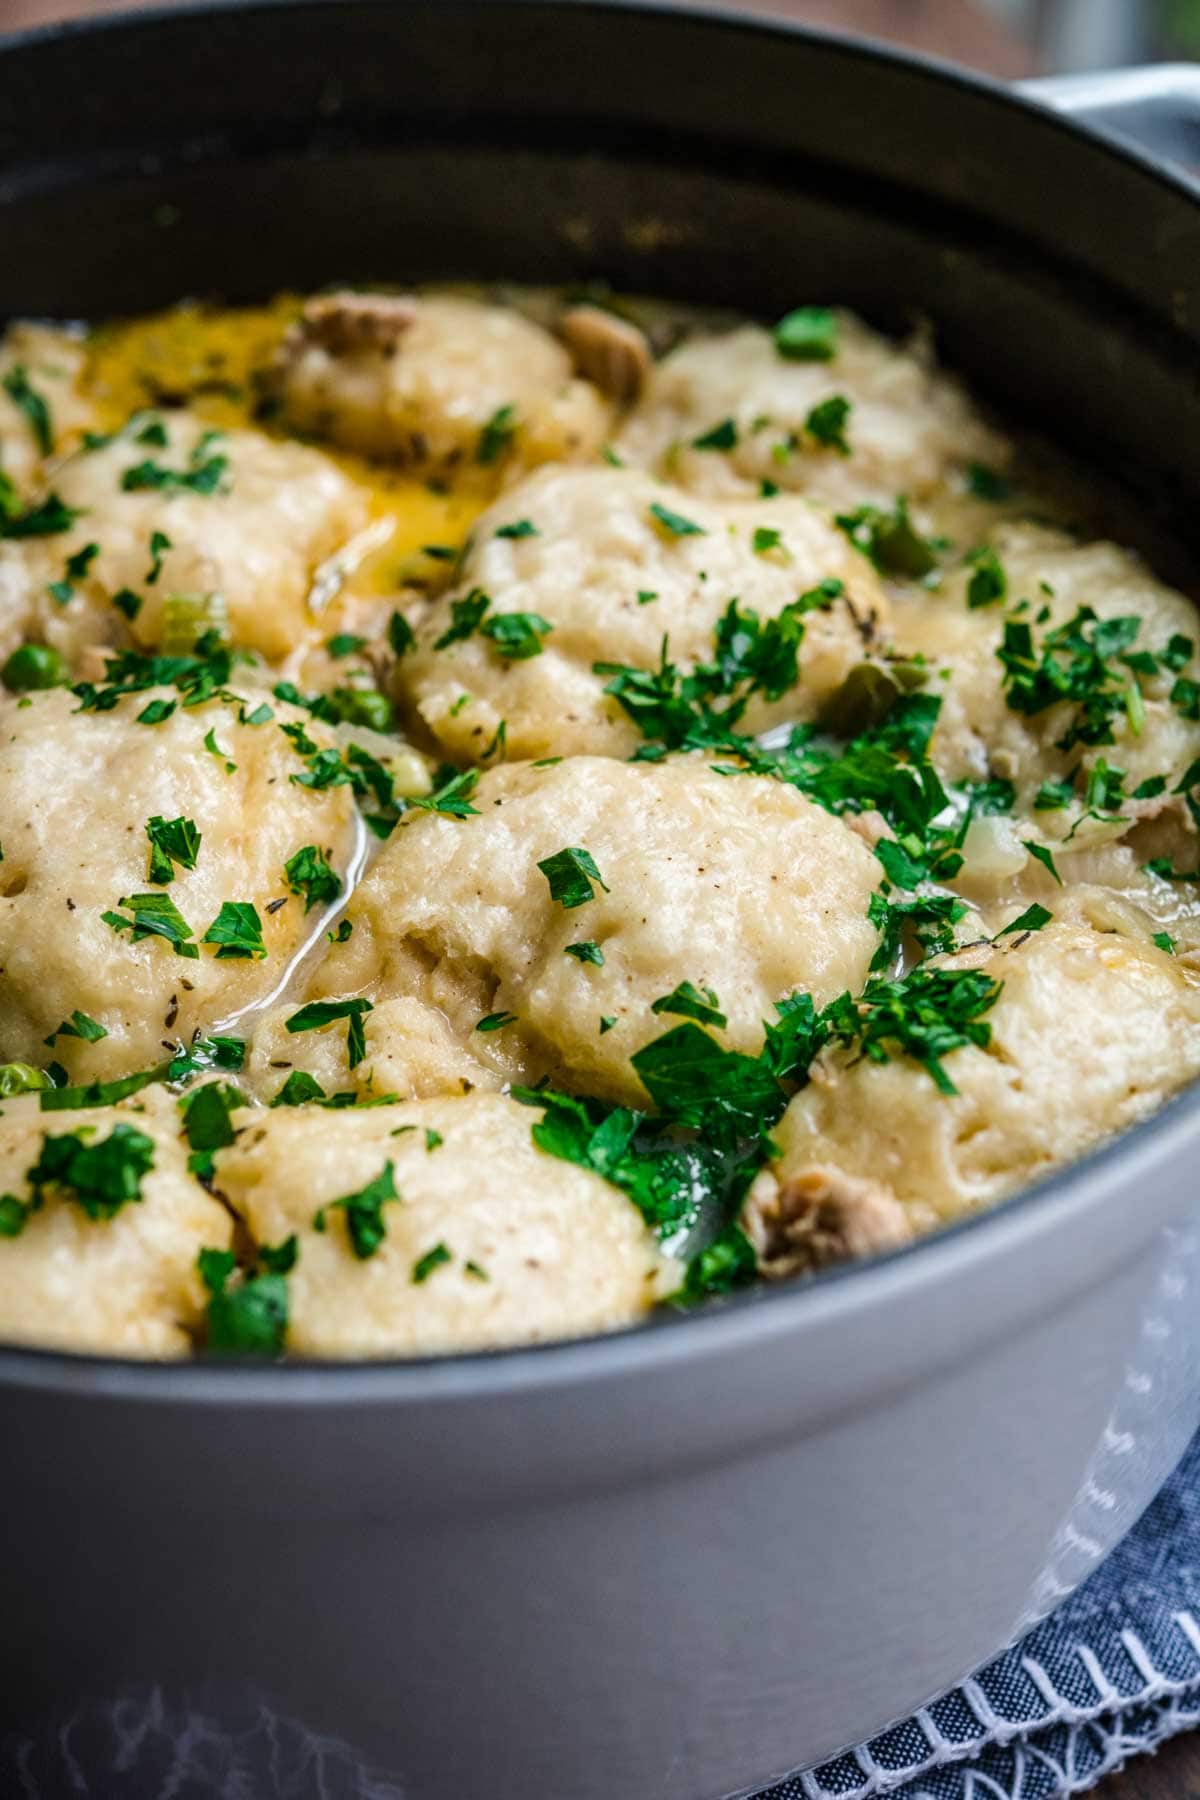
[1018,64,1200,172]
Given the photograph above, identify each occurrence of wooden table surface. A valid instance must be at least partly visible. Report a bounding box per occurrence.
[6,0,1196,1792]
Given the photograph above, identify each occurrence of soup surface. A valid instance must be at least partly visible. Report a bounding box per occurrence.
[2,287,1199,1360]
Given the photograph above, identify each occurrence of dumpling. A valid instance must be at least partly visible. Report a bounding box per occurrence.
[394,465,889,762]
[212,1094,672,1356]
[0,323,96,493]
[746,918,1200,1275]
[616,310,1008,516]
[274,292,610,477]
[291,753,882,1107]
[0,1086,231,1357]
[8,410,369,665]
[0,684,360,1082]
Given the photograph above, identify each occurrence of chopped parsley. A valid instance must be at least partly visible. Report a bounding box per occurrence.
[434,587,491,649]
[480,611,553,661]
[867,891,967,972]
[821,965,1001,1096]
[476,1011,517,1032]
[145,814,201,884]
[412,1242,452,1283]
[43,1010,108,1047]
[649,500,706,538]
[3,643,64,692]
[121,434,228,496]
[998,606,1147,750]
[314,1161,399,1259]
[388,611,416,657]
[773,305,837,361]
[494,519,539,539]
[564,940,605,965]
[477,404,517,465]
[2,364,52,454]
[1023,840,1063,885]
[804,394,851,454]
[285,997,373,1069]
[966,546,1006,609]
[692,418,739,451]
[326,632,366,659]
[145,529,172,585]
[1153,931,1177,954]
[751,527,782,556]
[284,845,342,913]
[998,903,1052,937]
[0,488,81,540]
[271,1071,327,1107]
[9,1121,156,1229]
[649,980,727,1029]
[835,498,937,579]
[201,901,266,959]
[537,846,609,909]
[199,1238,295,1356]
[102,892,198,958]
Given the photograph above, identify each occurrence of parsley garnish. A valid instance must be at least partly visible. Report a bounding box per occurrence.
[388,611,415,657]
[271,1071,327,1107]
[998,606,1146,750]
[145,814,201,884]
[145,529,172,585]
[564,940,605,965]
[821,965,1001,1096]
[650,980,727,1029]
[102,892,198,958]
[835,498,937,579]
[0,490,81,539]
[773,305,837,361]
[495,519,539,539]
[805,394,851,454]
[998,903,1052,937]
[285,997,373,1069]
[476,1011,517,1032]
[692,418,739,451]
[2,364,52,454]
[434,587,491,649]
[284,845,342,913]
[412,1242,452,1283]
[16,1121,155,1226]
[202,901,266,959]
[649,500,706,538]
[538,846,609,909]
[121,435,228,495]
[1023,840,1063,885]
[314,1161,399,1259]
[867,891,966,972]
[43,1010,108,1047]
[199,1238,295,1356]
[966,546,1006,609]
[477,405,517,465]
[480,611,553,661]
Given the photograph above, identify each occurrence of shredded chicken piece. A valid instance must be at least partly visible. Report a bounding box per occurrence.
[743,1163,912,1278]
[845,808,890,850]
[558,305,652,403]
[291,291,419,355]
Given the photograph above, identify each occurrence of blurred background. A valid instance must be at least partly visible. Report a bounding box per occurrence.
[5,0,1200,75]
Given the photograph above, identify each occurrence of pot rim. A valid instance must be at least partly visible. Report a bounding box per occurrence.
[2,0,1198,1401]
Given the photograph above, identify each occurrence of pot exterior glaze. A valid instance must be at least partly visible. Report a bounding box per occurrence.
[1,10,1199,1798]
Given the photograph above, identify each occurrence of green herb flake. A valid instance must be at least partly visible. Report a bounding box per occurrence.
[649,500,706,539]
[270,1071,327,1107]
[425,1128,443,1152]
[145,813,201,885]
[285,997,374,1069]
[2,364,52,454]
[315,1161,399,1259]
[1153,931,1177,954]
[997,903,1053,937]
[203,724,236,771]
[388,611,416,657]
[564,940,605,966]
[1023,840,1063,885]
[412,1241,452,1283]
[201,900,266,960]
[480,611,553,661]
[476,1011,518,1033]
[284,844,342,913]
[477,404,517,466]
[434,587,491,649]
[966,546,1007,609]
[649,980,727,1029]
[22,1121,156,1222]
[199,1241,293,1357]
[537,845,609,909]
[752,527,783,556]
[773,305,837,362]
[0,492,82,540]
[966,463,1012,501]
[145,529,172,585]
[691,418,739,451]
[42,1009,108,1048]
[804,393,851,455]
[495,519,539,540]
[103,892,198,958]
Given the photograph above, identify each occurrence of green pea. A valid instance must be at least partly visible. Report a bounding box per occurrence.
[2,643,63,692]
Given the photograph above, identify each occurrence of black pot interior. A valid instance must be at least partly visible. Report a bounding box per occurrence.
[0,0,1198,535]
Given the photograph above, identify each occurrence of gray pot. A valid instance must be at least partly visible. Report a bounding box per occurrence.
[1,9,1200,1796]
